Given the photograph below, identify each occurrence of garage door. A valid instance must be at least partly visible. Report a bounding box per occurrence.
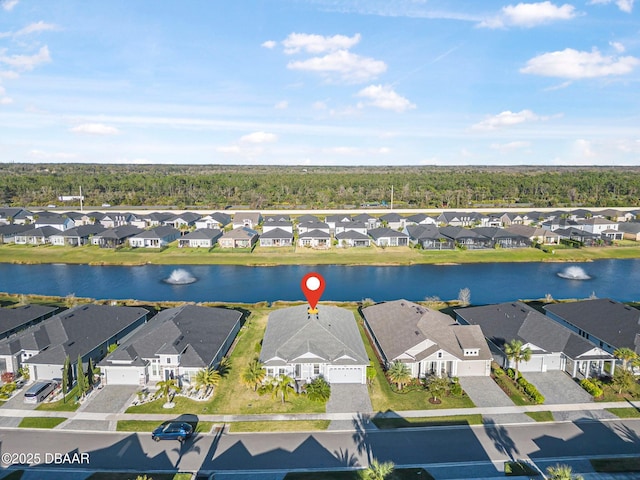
[327,366,363,384]
[105,367,141,385]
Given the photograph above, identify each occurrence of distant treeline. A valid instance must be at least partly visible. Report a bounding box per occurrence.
[1,163,640,209]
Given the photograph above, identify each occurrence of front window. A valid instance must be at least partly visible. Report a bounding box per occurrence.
[313,364,320,375]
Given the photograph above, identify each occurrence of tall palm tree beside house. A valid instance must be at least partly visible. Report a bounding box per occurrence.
[360,459,395,480]
[546,463,584,480]
[241,359,266,391]
[260,375,295,404]
[504,339,532,379]
[194,367,221,396]
[304,376,331,403]
[386,361,412,391]
[613,347,638,371]
[154,378,181,408]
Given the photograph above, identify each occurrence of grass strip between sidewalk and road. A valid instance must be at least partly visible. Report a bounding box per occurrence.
[228,420,331,432]
[372,414,483,429]
[116,420,214,433]
[524,411,554,422]
[17,417,66,429]
[605,407,640,418]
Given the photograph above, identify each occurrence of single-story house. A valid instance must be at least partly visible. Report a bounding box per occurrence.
[472,227,531,248]
[164,212,201,229]
[362,300,491,378]
[335,230,371,248]
[334,221,367,235]
[455,302,614,378]
[437,212,482,227]
[264,214,291,223]
[616,222,640,241]
[544,299,640,356]
[259,305,369,384]
[50,225,106,246]
[259,228,293,247]
[14,226,61,245]
[194,212,232,230]
[325,215,352,232]
[0,304,149,381]
[91,225,143,248]
[34,214,74,231]
[352,213,380,230]
[440,226,492,249]
[368,227,409,247]
[554,227,602,246]
[218,226,259,248]
[0,305,58,342]
[262,220,294,234]
[379,213,405,230]
[297,221,330,235]
[296,214,321,224]
[0,224,32,244]
[99,305,244,386]
[505,225,560,245]
[405,213,438,226]
[0,207,32,225]
[298,229,331,248]
[232,212,262,229]
[129,226,180,248]
[404,224,454,250]
[178,228,222,248]
[145,212,175,228]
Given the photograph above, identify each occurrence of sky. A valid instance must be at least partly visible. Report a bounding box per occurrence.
[0,0,639,166]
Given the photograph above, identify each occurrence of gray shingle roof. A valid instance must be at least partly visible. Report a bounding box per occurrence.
[259,305,368,366]
[367,227,409,240]
[544,299,640,353]
[0,305,58,337]
[456,302,610,360]
[260,228,293,239]
[182,228,222,241]
[99,305,243,369]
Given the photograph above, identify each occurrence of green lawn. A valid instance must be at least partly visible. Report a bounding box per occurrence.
[2,241,640,266]
[116,420,214,433]
[605,407,640,418]
[372,414,483,429]
[525,411,554,422]
[491,373,534,406]
[504,461,539,476]
[35,398,79,412]
[596,377,640,402]
[18,417,66,429]
[228,420,330,432]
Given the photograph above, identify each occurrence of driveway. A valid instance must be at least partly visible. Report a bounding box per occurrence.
[458,376,534,424]
[524,371,593,404]
[326,383,373,431]
[77,385,139,413]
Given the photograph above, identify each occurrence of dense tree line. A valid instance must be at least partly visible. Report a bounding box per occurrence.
[1,163,640,209]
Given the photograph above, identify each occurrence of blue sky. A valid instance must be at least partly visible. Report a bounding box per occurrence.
[1,0,638,166]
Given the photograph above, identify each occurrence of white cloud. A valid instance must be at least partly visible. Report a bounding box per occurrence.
[521,48,640,78]
[16,21,57,36]
[28,149,77,160]
[70,123,120,135]
[282,33,361,55]
[240,131,278,143]
[356,84,416,112]
[479,2,577,28]
[610,41,625,53]
[1,0,19,11]
[215,145,242,154]
[288,50,387,83]
[261,40,277,49]
[472,110,543,130]
[0,45,51,71]
[589,0,634,13]
[574,139,597,158]
[490,141,532,152]
[312,101,328,110]
[274,100,288,110]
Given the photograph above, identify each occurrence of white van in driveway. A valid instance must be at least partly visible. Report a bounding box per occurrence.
[23,381,55,404]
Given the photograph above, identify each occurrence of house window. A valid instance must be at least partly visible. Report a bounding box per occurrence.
[437,352,443,359]
[166,357,171,364]
[464,349,479,357]
[313,364,320,375]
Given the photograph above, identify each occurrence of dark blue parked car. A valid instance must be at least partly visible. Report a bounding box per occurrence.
[151,421,193,443]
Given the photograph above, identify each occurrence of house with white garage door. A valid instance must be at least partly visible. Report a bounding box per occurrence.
[99,305,244,386]
[362,300,491,378]
[259,305,369,385]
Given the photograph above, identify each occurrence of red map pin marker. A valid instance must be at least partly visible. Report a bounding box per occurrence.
[301,272,325,313]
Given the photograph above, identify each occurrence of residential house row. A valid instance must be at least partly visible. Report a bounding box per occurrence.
[1,297,637,391]
[1,207,638,249]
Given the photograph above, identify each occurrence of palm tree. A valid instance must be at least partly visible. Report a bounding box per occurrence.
[360,459,395,480]
[260,375,295,404]
[425,375,450,403]
[614,347,638,371]
[304,376,331,403]
[242,360,265,391]
[154,378,181,407]
[504,339,532,379]
[546,463,584,480]
[386,361,411,391]
[194,367,221,396]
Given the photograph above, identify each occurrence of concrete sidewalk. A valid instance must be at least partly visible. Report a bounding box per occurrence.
[1,400,638,427]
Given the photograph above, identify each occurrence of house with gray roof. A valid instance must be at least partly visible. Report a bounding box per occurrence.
[405,213,437,226]
[616,221,640,241]
[0,208,32,225]
[544,299,640,356]
[379,212,405,230]
[362,300,491,378]
[440,226,492,249]
[404,224,454,250]
[352,213,380,230]
[335,230,371,248]
[218,226,259,248]
[259,228,293,247]
[472,227,530,248]
[0,224,32,244]
[178,228,222,248]
[99,305,243,386]
[259,305,369,385]
[50,224,106,246]
[0,305,58,342]
[232,212,262,229]
[129,226,180,248]
[334,221,367,236]
[297,221,330,235]
[298,229,331,248]
[195,212,232,230]
[14,226,61,245]
[505,225,559,245]
[368,227,409,247]
[0,304,149,382]
[164,212,201,229]
[262,220,293,234]
[456,302,614,378]
[91,225,143,248]
[34,213,74,231]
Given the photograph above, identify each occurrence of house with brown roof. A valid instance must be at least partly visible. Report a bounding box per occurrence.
[362,300,491,378]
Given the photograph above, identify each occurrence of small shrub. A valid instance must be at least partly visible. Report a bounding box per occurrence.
[580,378,604,398]
[1,372,15,384]
[450,380,463,397]
[493,367,505,377]
[506,368,517,379]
